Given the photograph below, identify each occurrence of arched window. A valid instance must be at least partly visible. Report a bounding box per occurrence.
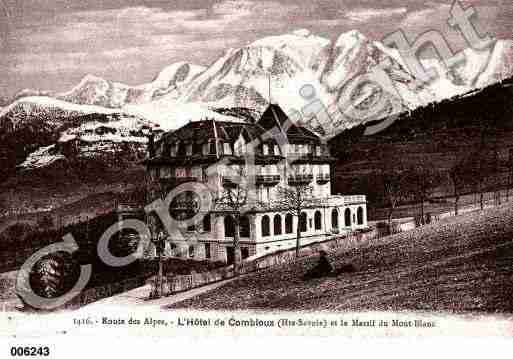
[344,208,351,227]
[261,215,270,237]
[224,215,235,238]
[299,212,307,233]
[240,216,250,238]
[314,211,322,230]
[203,213,211,232]
[331,209,339,229]
[285,213,293,234]
[274,215,282,235]
[357,207,364,225]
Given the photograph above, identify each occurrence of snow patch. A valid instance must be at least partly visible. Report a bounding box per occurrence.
[292,29,311,37]
[20,145,65,169]
[123,100,245,131]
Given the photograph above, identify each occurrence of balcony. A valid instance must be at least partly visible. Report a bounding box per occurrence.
[256,175,281,186]
[159,176,199,185]
[288,153,336,165]
[222,176,241,188]
[316,173,330,184]
[323,195,367,206]
[169,200,199,213]
[287,174,314,186]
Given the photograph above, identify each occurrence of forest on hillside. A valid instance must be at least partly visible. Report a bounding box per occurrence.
[329,77,513,215]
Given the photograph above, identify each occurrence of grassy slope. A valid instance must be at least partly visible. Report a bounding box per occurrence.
[170,203,513,312]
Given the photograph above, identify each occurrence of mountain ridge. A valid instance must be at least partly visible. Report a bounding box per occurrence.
[1,29,512,214]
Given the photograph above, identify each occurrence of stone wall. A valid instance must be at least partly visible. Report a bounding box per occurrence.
[154,229,377,296]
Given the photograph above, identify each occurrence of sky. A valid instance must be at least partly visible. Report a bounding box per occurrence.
[0,0,512,99]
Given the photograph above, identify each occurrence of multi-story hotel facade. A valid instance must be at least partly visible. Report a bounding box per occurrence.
[144,104,367,263]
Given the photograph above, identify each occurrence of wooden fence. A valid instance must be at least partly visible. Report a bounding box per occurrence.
[151,229,378,297]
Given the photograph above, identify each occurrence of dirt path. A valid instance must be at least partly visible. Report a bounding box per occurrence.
[86,274,247,310]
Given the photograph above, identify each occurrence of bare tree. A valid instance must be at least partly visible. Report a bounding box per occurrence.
[475,124,502,210]
[275,184,316,258]
[405,166,443,225]
[449,155,476,215]
[215,168,249,275]
[145,176,170,298]
[380,166,409,231]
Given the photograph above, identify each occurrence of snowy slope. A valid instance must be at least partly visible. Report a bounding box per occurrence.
[4,29,513,173]
[57,62,206,108]
[19,144,66,170]
[180,30,331,111]
[0,96,119,120]
[123,100,245,131]
[475,40,513,87]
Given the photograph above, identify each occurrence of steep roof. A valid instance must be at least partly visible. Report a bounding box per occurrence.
[158,119,268,145]
[157,103,321,147]
[257,104,321,143]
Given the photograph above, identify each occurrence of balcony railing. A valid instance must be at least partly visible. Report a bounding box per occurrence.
[323,195,367,206]
[287,174,314,186]
[316,173,330,184]
[287,153,336,164]
[169,200,200,212]
[222,176,241,188]
[256,175,281,186]
[159,176,199,184]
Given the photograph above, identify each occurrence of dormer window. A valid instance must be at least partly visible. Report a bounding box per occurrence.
[209,141,217,155]
[177,142,186,156]
[316,145,321,156]
[263,144,269,156]
[308,144,315,155]
[224,143,232,155]
[234,139,244,156]
[193,142,202,155]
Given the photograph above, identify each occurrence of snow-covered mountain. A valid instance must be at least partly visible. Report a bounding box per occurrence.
[180,29,330,111]
[2,29,513,176]
[18,113,155,170]
[57,62,206,108]
[0,96,244,179]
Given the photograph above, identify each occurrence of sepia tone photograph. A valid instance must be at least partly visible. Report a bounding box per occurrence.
[1,0,513,353]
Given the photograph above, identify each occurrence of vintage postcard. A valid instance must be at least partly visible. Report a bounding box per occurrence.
[1,0,513,357]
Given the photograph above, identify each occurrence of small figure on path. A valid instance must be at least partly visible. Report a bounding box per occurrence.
[303,249,335,280]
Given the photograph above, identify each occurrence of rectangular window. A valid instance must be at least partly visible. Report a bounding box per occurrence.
[176,167,187,178]
[192,167,202,179]
[162,167,171,178]
[224,143,232,155]
[209,141,217,155]
[205,243,211,259]
[193,142,202,155]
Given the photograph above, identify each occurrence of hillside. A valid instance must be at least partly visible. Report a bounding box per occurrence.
[1,30,512,226]
[169,203,513,312]
[329,77,513,206]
